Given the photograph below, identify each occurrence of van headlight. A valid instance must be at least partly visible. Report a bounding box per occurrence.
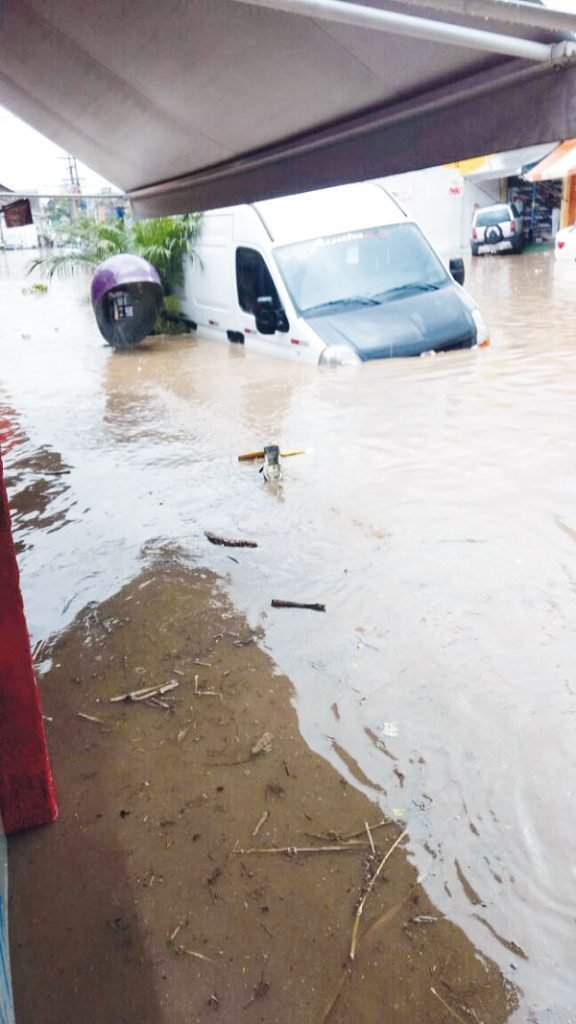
[319,344,361,366]
[472,308,490,347]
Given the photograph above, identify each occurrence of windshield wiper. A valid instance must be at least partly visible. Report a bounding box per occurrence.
[372,283,442,300]
[301,295,381,315]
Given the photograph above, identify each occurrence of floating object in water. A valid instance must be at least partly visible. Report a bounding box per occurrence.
[91,254,163,349]
[262,445,282,482]
[205,531,258,548]
[238,448,306,462]
[271,599,326,612]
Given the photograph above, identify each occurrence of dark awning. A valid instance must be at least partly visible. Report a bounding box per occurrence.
[0,0,575,216]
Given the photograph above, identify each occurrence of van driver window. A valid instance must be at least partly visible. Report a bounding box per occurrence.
[236,247,280,315]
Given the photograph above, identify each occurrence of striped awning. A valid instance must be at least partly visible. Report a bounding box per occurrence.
[525,139,576,182]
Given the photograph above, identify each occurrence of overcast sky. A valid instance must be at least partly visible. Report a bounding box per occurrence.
[0,0,575,194]
[0,105,118,194]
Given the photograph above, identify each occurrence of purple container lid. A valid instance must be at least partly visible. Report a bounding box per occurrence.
[90,253,162,308]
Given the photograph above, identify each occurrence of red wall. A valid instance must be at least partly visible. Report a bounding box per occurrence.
[0,450,57,833]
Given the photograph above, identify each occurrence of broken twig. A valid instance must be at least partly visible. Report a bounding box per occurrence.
[430,987,469,1024]
[234,842,367,856]
[349,828,408,960]
[205,531,258,549]
[110,680,179,703]
[77,712,105,725]
[305,818,393,844]
[32,639,47,662]
[271,599,326,612]
[194,674,219,697]
[251,811,270,838]
[365,820,376,856]
[177,946,216,964]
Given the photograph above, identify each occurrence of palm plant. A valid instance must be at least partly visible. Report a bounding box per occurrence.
[131,216,199,293]
[28,212,202,334]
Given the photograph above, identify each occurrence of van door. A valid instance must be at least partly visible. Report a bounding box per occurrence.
[235,247,290,350]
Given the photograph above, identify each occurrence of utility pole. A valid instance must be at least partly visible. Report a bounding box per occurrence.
[60,154,83,219]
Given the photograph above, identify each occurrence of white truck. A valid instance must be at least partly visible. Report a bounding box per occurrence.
[181,182,489,365]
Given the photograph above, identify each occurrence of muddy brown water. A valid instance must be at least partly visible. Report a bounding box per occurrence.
[2,248,576,1021]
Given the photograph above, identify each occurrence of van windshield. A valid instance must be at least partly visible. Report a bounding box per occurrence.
[273,222,449,316]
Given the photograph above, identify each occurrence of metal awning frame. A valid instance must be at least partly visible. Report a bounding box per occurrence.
[130,55,576,216]
[226,0,576,63]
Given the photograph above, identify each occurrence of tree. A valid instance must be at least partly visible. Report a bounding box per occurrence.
[27,212,202,334]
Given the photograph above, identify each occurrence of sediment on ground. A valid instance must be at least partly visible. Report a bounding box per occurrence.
[9,557,517,1023]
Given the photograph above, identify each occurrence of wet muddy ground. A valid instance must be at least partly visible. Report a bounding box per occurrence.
[2,247,576,1021]
[9,561,515,1024]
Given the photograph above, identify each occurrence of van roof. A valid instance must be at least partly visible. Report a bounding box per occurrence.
[252,182,407,245]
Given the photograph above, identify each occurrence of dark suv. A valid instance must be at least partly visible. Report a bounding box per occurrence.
[471,203,524,256]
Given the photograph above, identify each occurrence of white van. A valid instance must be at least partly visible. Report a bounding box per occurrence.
[181,182,489,365]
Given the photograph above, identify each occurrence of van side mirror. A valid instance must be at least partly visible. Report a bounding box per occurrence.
[255,296,289,334]
[255,296,277,334]
[449,258,465,286]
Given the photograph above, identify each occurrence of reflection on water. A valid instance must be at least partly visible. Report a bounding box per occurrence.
[2,248,576,1019]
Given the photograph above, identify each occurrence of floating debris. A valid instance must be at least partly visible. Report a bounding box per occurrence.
[205,531,258,549]
[271,600,326,612]
[238,448,306,462]
[262,445,282,483]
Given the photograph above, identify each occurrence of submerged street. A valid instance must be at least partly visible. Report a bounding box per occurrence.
[2,247,576,1022]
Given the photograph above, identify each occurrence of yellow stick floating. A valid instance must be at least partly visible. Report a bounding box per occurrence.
[238,449,306,462]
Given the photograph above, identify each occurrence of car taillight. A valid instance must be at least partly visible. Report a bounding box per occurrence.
[472,227,477,240]
[510,219,516,233]
[558,240,566,249]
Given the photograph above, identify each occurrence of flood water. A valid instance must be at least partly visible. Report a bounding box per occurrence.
[2,248,576,1021]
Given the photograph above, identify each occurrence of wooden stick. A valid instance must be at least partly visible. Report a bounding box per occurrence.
[177,946,216,964]
[238,449,267,462]
[77,712,105,724]
[205,531,258,549]
[349,828,408,960]
[235,841,367,856]
[365,821,376,856]
[271,600,326,612]
[131,680,179,702]
[430,987,468,1024]
[110,680,179,703]
[304,819,394,844]
[341,819,394,841]
[147,696,171,709]
[238,449,306,462]
[251,811,269,838]
[32,639,47,662]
